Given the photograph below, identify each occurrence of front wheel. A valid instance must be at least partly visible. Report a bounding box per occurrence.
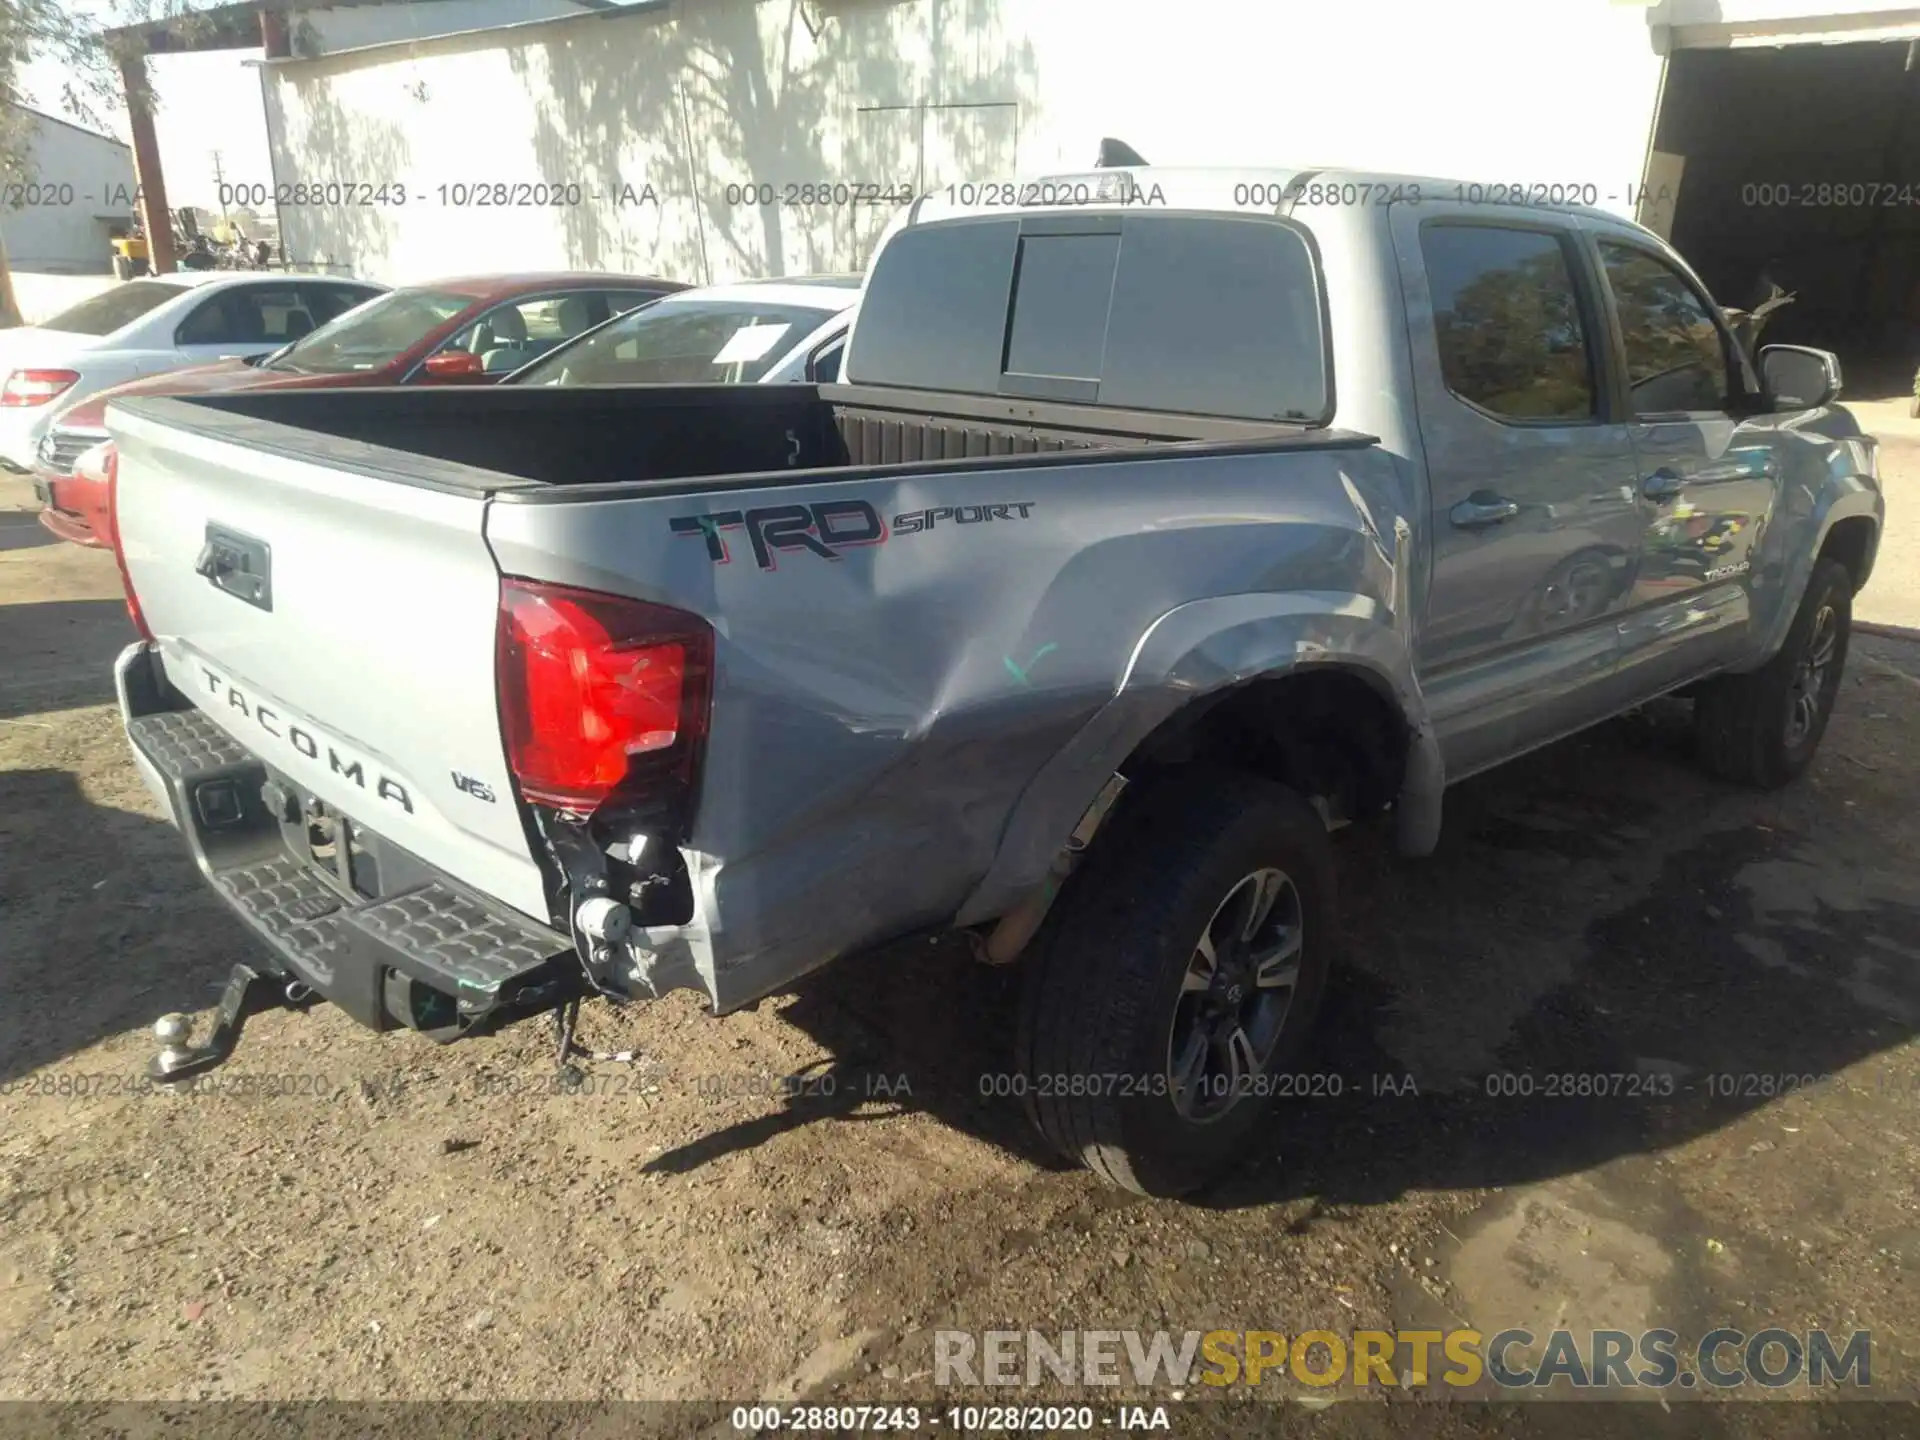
[1693,557,1852,788]
[1015,767,1336,1197]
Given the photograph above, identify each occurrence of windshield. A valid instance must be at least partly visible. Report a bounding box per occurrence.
[41,281,189,337]
[266,288,474,375]
[515,298,841,386]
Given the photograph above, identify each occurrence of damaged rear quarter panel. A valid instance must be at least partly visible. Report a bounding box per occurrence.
[483,442,1416,1010]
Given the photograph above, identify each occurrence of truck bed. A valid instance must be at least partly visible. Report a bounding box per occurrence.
[104,361,1398,1028]
[125,382,1376,500]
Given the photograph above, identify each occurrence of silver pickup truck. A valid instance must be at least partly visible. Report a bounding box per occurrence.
[105,167,1882,1196]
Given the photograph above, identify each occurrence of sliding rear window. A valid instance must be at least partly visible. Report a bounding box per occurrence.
[847,210,1331,424]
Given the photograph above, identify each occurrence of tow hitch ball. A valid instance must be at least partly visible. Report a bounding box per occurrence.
[147,962,302,1083]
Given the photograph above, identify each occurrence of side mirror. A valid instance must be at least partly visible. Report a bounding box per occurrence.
[1760,345,1842,410]
[422,350,485,381]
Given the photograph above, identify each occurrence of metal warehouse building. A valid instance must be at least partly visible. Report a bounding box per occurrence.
[247,0,1920,366]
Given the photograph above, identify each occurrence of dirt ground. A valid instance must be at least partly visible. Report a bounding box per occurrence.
[4,440,1920,1432]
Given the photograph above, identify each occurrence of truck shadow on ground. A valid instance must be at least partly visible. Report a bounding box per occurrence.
[0,767,256,1088]
[0,598,134,720]
[644,697,1920,1207]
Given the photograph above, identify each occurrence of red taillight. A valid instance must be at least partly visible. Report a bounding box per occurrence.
[99,444,154,642]
[496,578,713,821]
[2,369,81,407]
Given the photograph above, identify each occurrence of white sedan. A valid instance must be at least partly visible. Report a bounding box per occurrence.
[0,271,386,471]
[507,275,861,389]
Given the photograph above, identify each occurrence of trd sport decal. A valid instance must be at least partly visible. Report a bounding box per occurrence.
[670,499,1036,571]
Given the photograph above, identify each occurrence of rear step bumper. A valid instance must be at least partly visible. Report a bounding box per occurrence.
[116,642,578,1040]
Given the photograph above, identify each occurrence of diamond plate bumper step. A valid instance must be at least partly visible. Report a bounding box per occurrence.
[126,703,576,1059]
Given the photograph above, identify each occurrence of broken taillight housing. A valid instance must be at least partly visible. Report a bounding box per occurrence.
[496,577,714,826]
[97,443,154,643]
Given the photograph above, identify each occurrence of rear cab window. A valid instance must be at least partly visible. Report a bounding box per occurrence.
[847,210,1331,424]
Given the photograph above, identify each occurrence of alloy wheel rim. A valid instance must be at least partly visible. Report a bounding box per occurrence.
[1785,603,1839,749]
[1166,867,1303,1124]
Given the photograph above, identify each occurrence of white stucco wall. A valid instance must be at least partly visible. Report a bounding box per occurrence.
[0,111,136,273]
[262,0,1689,285]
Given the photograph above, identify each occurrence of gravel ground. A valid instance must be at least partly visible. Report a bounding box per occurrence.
[3,442,1918,1432]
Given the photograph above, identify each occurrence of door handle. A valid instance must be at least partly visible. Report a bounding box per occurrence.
[1450,493,1520,529]
[1642,468,1686,501]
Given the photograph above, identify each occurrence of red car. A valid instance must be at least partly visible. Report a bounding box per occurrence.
[34,271,685,546]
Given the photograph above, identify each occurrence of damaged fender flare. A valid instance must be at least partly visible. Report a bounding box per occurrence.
[952,592,1441,931]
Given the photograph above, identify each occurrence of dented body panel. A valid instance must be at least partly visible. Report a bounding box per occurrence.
[483,438,1420,1006]
[107,166,1882,1024]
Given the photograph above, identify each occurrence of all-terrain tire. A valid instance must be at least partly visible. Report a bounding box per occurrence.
[1693,557,1852,789]
[1014,766,1336,1197]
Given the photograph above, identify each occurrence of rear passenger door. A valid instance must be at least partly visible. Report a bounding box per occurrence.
[1392,209,1643,779]
[1587,233,1782,698]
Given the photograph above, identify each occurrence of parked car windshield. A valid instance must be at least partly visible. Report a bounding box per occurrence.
[41,280,191,337]
[515,298,842,385]
[265,288,474,375]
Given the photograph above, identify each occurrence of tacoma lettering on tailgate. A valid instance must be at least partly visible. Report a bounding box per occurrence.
[199,667,414,814]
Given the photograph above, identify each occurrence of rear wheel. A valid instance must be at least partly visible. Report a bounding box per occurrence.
[1015,767,1335,1197]
[1693,557,1852,788]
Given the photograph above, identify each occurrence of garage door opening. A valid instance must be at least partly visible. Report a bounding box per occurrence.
[1655,39,1920,398]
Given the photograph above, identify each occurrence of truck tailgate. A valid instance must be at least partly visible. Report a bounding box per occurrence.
[109,399,549,922]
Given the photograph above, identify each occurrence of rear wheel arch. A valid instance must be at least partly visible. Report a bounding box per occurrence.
[954,639,1429,930]
[1118,664,1414,825]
